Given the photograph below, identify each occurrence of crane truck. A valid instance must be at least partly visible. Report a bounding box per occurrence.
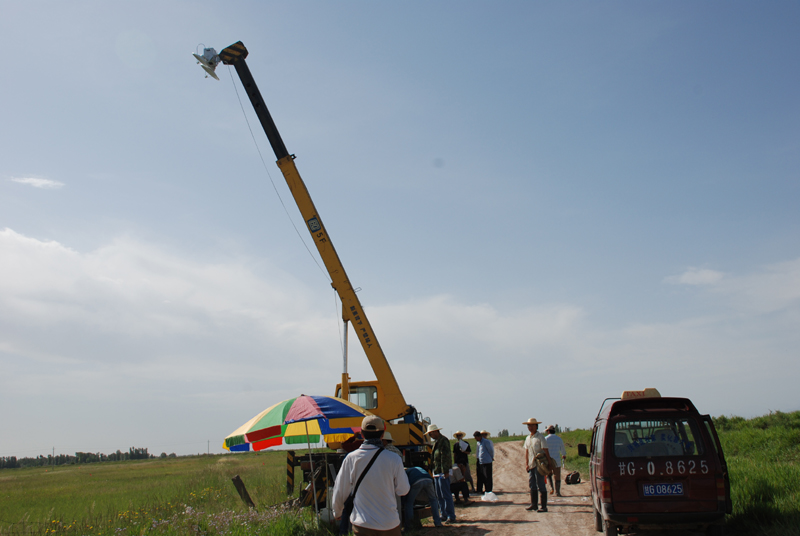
[200,42,430,492]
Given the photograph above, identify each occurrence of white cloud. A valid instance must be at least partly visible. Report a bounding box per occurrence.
[664,267,725,286]
[665,259,800,314]
[9,176,65,189]
[0,228,340,376]
[1,228,799,456]
[716,258,800,314]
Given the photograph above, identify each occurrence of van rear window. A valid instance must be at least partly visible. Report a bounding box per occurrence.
[613,418,705,458]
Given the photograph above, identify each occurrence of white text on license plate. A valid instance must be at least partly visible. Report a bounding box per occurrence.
[643,482,684,497]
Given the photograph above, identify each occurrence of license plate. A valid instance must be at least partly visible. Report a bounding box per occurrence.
[643,482,684,497]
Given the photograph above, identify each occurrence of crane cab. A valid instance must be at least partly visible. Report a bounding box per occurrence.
[336,381,381,412]
[334,380,425,449]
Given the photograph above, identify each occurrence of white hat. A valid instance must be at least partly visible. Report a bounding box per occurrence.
[383,431,393,442]
[424,424,442,435]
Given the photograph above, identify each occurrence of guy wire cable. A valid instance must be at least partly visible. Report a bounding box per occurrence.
[227,66,344,363]
[226,65,330,285]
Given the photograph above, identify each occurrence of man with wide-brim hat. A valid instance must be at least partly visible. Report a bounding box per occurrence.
[452,431,475,494]
[425,425,457,524]
[473,430,495,494]
[522,418,552,513]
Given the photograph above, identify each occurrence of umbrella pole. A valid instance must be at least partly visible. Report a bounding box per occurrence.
[305,420,320,519]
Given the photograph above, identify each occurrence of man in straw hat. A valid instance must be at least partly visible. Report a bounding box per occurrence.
[473,430,495,494]
[523,417,553,512]
[382,431,403,459]
[333,415,410,535]
[425,424,457,524]
[452,431,475,493]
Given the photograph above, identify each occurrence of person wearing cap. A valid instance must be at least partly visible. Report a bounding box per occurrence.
[452,431,475,493]
[333,415,410,535]
[473,430,495,494]
[425,424,457,524]
[523,417,552,512]
[382,431,403,459]
[544,425,567,496]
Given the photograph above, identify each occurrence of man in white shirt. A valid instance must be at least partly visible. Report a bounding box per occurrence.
[523,417,552,513]
[333,415,410,535]
[544,425,567,496]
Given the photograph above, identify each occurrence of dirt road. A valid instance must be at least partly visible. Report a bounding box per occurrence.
[420,441,707,536]
[426,441,597,535]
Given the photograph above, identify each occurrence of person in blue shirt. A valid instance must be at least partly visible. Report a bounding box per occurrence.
[473,430,495,494]
[402,467,443,531]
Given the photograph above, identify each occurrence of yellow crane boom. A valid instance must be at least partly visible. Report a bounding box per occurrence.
[219,42,422,442]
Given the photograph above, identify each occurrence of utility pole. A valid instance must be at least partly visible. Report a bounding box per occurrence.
[207,440,210,455]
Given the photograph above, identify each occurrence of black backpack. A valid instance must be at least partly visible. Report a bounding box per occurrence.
[564,471,581,485]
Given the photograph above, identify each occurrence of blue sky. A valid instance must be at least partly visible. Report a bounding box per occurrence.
[1,1,798,457]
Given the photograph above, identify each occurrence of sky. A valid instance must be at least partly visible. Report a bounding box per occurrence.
[1,1,798,458]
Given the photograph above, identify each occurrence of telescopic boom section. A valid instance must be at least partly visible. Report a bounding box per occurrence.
[220,42,412,421]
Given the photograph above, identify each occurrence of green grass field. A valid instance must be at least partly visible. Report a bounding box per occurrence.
[2,413,798,536]
[0,451,330,536]
[715,411,800,536]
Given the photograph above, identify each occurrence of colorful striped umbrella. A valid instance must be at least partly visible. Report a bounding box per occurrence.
[223,395,371,452]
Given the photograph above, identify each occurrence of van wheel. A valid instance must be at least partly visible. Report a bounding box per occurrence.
[604,521,617,536]
[593,504,602,532]
[706,525,724,536]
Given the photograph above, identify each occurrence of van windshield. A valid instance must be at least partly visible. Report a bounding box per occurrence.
[613,418,705,458]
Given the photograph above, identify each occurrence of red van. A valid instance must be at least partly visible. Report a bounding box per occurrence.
[578,389,731,536]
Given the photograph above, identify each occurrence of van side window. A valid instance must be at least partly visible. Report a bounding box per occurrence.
[703,420,720,455]
[593,421,605,461]
[613,418,705,457]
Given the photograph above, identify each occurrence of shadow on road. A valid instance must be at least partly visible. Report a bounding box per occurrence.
[456,519,535,525]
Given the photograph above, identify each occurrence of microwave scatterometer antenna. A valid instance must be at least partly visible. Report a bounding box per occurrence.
[193,44,220,80]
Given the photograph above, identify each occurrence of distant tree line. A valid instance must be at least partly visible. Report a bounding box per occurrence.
[0,447,175,469]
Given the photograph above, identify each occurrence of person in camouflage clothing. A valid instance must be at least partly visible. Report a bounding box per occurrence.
[425,424,456,524]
